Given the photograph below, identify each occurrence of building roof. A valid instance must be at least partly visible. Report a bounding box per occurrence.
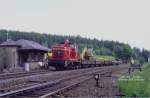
[16,39,50,52]
[0,39,20,47]
[0,39,50,52]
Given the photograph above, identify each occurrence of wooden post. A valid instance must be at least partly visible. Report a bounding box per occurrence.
[94,74,99,87]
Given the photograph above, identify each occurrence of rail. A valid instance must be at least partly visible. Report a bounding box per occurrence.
[0,69,111,98]
[0,70,50,80]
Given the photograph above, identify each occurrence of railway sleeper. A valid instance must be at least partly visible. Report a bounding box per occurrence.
[0,81,60,97]
[97,71,112,77]
[39,77,92,98]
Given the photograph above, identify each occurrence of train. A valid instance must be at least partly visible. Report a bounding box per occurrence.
[48,40,120,70]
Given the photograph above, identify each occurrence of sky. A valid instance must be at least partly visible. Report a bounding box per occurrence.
[0,0,150,49]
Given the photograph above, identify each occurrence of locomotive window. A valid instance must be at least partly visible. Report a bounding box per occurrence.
[53,50,64,58]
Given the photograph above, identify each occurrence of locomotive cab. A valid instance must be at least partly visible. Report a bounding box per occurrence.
[48,40,80,70]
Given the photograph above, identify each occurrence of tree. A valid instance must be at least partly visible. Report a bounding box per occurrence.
[0,29,149,63]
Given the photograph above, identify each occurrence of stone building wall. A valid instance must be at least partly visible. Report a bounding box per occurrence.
[0,47,18,72]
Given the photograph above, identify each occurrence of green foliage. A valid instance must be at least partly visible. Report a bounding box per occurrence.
[118,78,145,97]
[118,63,150,97]
[133,48,149,64]
[0,30,149,62]
[113,44,133,62]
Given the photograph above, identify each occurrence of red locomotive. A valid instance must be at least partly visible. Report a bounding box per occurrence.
[48,40,81,70]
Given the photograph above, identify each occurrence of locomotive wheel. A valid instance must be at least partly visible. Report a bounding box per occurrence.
[55,66,61,71]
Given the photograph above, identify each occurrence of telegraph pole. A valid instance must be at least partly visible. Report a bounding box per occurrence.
[6,32,9,41]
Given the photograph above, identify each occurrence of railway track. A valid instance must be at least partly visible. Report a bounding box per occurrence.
[0,68,112,98]
[58,64,129,97]
[0,65,128,98]
[0,66,112,91]
[0,70,51,80]
[38,65,128,98]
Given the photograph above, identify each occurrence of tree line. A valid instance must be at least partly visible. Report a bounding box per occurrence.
[0,30,149,64]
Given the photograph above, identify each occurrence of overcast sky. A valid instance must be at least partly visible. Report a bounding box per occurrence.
[0,0,150,49]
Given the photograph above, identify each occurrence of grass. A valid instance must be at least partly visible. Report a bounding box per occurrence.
[118,63,150,97]
[94,55,115,61]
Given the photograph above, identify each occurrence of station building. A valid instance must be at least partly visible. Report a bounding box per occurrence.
[0,39,50,72]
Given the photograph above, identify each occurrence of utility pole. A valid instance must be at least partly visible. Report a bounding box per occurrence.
[148,57,150,63]
[148,52,150,63]
[6,32,9,41]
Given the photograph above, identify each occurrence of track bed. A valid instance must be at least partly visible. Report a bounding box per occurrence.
[0,64,129,98]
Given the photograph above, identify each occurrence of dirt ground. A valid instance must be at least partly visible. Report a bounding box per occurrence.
[59,66,128,97]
